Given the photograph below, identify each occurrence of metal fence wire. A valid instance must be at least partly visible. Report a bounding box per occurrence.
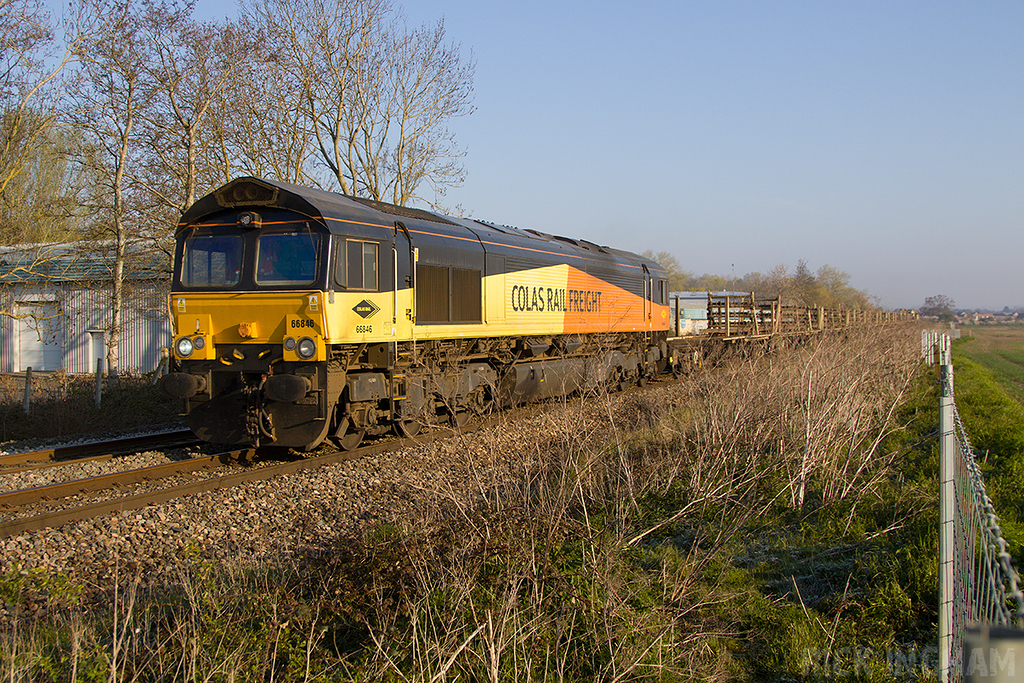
[926,330,1024,682]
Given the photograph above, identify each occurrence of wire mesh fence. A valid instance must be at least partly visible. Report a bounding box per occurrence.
[924,330,1024,682]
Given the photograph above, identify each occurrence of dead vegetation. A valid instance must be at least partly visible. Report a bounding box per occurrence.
[1,325,937,681]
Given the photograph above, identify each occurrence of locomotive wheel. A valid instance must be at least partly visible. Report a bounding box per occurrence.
[450,410,469,427]
[331,415,365,451]
[336,429,365,451]
[396,419,422,438]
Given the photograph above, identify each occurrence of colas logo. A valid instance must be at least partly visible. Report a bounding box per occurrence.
[353,299,380,319]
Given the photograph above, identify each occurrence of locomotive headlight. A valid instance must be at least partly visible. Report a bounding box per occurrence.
[176,336,194,358]
[284,336,297,351]
[192,336,206,350]
[237,211,261,229]
[296,336,317,360]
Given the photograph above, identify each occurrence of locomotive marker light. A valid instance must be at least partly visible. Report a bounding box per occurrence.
[283,315,326,361]
[174,313,216,360]
[237,211,261,229]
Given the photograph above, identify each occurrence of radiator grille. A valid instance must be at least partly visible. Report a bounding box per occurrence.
[451,268,481,322]
[416,265,481,324]
[416,265,449,323]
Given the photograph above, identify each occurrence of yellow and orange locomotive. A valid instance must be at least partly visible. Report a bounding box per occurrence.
[160,177,671,450]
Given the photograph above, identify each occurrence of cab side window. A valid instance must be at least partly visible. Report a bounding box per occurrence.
[335,240,378,290]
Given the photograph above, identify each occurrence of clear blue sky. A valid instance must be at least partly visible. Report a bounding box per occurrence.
[207,1,1023,309]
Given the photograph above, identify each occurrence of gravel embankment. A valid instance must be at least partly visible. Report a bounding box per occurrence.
[0,388,670,619]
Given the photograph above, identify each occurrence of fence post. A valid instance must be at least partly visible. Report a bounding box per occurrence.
[94,357,105,408]
[22,367,32,415]
[939,359,955,683]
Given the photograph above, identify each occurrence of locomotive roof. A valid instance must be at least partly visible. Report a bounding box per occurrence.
[178,177,451,230]
[180,177,666,277]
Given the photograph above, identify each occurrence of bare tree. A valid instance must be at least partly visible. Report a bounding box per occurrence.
[0,119,92,245]
[0,1,98,336]
[814,263,869,309]
[1,0,90,234]
[378,18,474,206]
[70,0,150,378]
[2,0,57,195]
[921,294,956,322]
[137,0,248,216]
[206,25,317,185]
[240,0,474,205]
[240,0,385,194]
[640,250,691,292]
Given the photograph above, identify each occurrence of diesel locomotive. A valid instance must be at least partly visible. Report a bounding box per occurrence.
[159,177,671,450]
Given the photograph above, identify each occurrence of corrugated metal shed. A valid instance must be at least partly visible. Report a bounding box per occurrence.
[0,243,171,374]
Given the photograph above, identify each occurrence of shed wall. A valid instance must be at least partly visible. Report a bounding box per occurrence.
[0,281,170,375]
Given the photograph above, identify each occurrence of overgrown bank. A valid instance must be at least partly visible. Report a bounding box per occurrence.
[2,327,941,681]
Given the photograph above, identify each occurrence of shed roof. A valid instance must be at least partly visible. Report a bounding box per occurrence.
[0,242,169,283]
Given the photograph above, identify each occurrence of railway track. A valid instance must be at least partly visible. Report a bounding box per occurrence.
[0,373,687,541]
[0,428,202,471]
[6,326,888,544]
[0,404,545,540]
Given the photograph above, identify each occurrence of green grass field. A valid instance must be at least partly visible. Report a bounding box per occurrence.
[955,326,1024,405]
[951,327,1024,561]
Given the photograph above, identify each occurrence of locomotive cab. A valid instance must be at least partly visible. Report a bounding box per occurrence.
[159,178,395,450]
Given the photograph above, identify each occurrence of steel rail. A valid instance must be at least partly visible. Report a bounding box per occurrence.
[0,418,488,539]
[0,450,251,509]
[0,429,200,468]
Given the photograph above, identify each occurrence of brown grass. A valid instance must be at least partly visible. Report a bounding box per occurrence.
[0,324,929,681]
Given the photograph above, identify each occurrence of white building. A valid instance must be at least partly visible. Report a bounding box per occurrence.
[0,243,171,374]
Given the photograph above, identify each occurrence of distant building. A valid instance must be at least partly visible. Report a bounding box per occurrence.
[0,243,171,374]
